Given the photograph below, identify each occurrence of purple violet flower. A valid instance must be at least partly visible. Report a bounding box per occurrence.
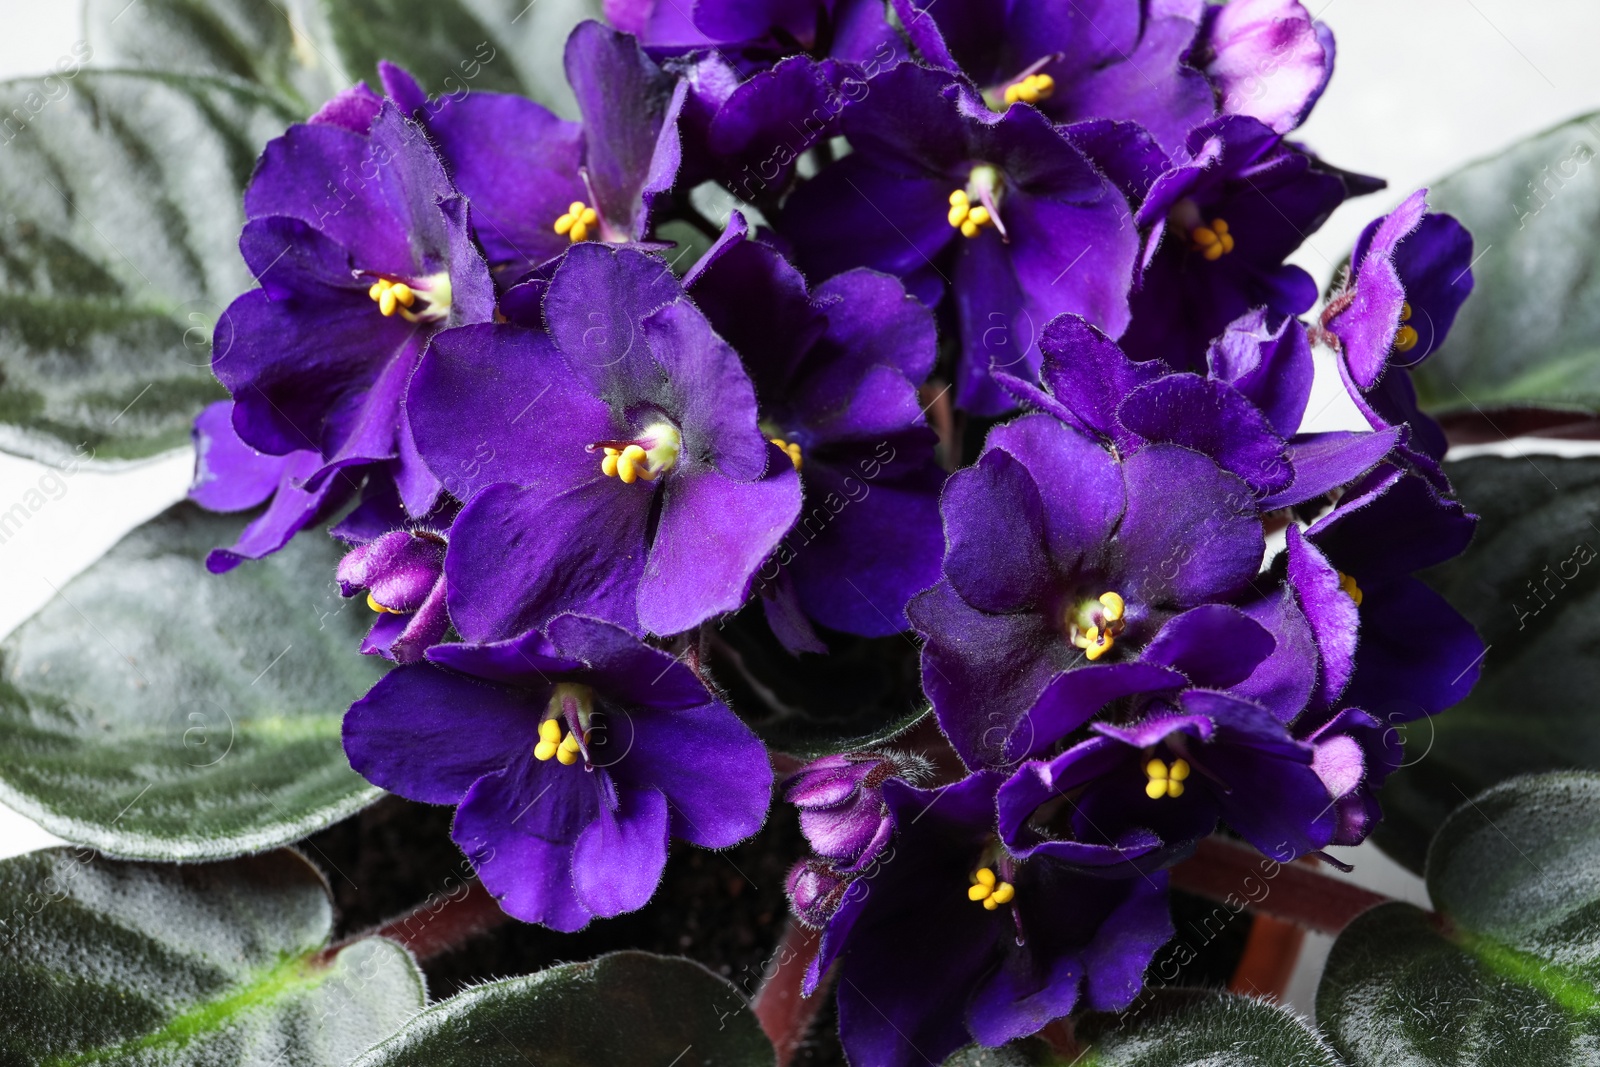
[212,101,496,520]
[1119,115,1353,369]
[1321,188,1475,464]
[907,408,1265,769]
[408,242,802,639]
[1195,0,1335,137]
[784,751,923,871]
[1289,463,1482,726]
[684,214,945,648]
[331,484,458,664]
[889,0,1215,153]
[344,613,773,930]
[997,689,1338,873]
[1300,705,1404,847]
[809,771,1171,1067]
[778,62,1141,415]
[998,312,1404,509]
[786,857,854,927]
[189,400,358,573]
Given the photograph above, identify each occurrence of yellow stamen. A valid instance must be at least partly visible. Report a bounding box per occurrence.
[1338,571,1364,607]
[1002,73,1056,105]
[769,437,803,471]
[366,592,398,614]
[554,200,600,243]
[597,422,681,485]
[1098,591,1125,623]
[368,275,450,322]
[1190,217,1236,260]
[947,188,996,239]
[1144,758,1190,799]
[968,866,1016,910]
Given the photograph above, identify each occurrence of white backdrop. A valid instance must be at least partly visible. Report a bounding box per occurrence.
[1,0,1597,1019]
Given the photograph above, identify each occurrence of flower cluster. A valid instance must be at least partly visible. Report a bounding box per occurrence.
[189,3,1482,1065]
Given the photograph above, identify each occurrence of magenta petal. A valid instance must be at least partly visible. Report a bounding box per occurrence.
[573,785,670,918]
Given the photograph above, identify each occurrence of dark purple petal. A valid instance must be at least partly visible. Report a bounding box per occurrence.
[1342,576,1484,721]
[785,451,945,636]
[941,447,1051,614]
[1034,315,1164,448]
[1108,444,1262,608]
[641,300,772,482]
[573,785,670,917]
[409,322,616,502]
[612,699,773,847]
[986,413,1125,573]
[189,401,297,512]
[1206,309,1314,438]
[1118,374,1293,496]
[203,452,350,574]
[448,480,651,640]
[1257,428,1403,511]
[1286,524,1358,712]
[638,451,801,635]
[452,750,598,931]
[1142,604,1276,689]
[1008,661,1189,762]
[566,21,685,239]
[343,663,535,805]
[910,579,1066,770]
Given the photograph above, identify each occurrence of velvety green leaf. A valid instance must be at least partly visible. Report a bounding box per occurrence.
[1320,772,1600,1066]
[1374,455,1600,873]
[1072,989,1344,1066]
[350,951,776,1067]
[309,0,602,117]
[0,503,386,860]
[0,71,292,464]
[1411,111,1600,414]
[943,1039,1065,1066]
[84,0,339,113]
[86,0,603,117]
[1,846,424,1066]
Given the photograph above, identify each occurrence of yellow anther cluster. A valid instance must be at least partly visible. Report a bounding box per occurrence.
[369,278,417,317]
[1337,571,1364,607]
[1072,591,1126,661]
[602,444,660,484]
[1144,758,1191,799]
[555,200,599,243]
[1190,218,1235,260]
[535,718,584,766]
[967,867,1016,910]
[1393,301,1419,353]
[366,592,399,614]
[947,190,994,239]
[770,437,803,471]
[1003,73,1055,105]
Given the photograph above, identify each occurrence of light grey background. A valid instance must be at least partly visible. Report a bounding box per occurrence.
[0,0,1595,1021]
